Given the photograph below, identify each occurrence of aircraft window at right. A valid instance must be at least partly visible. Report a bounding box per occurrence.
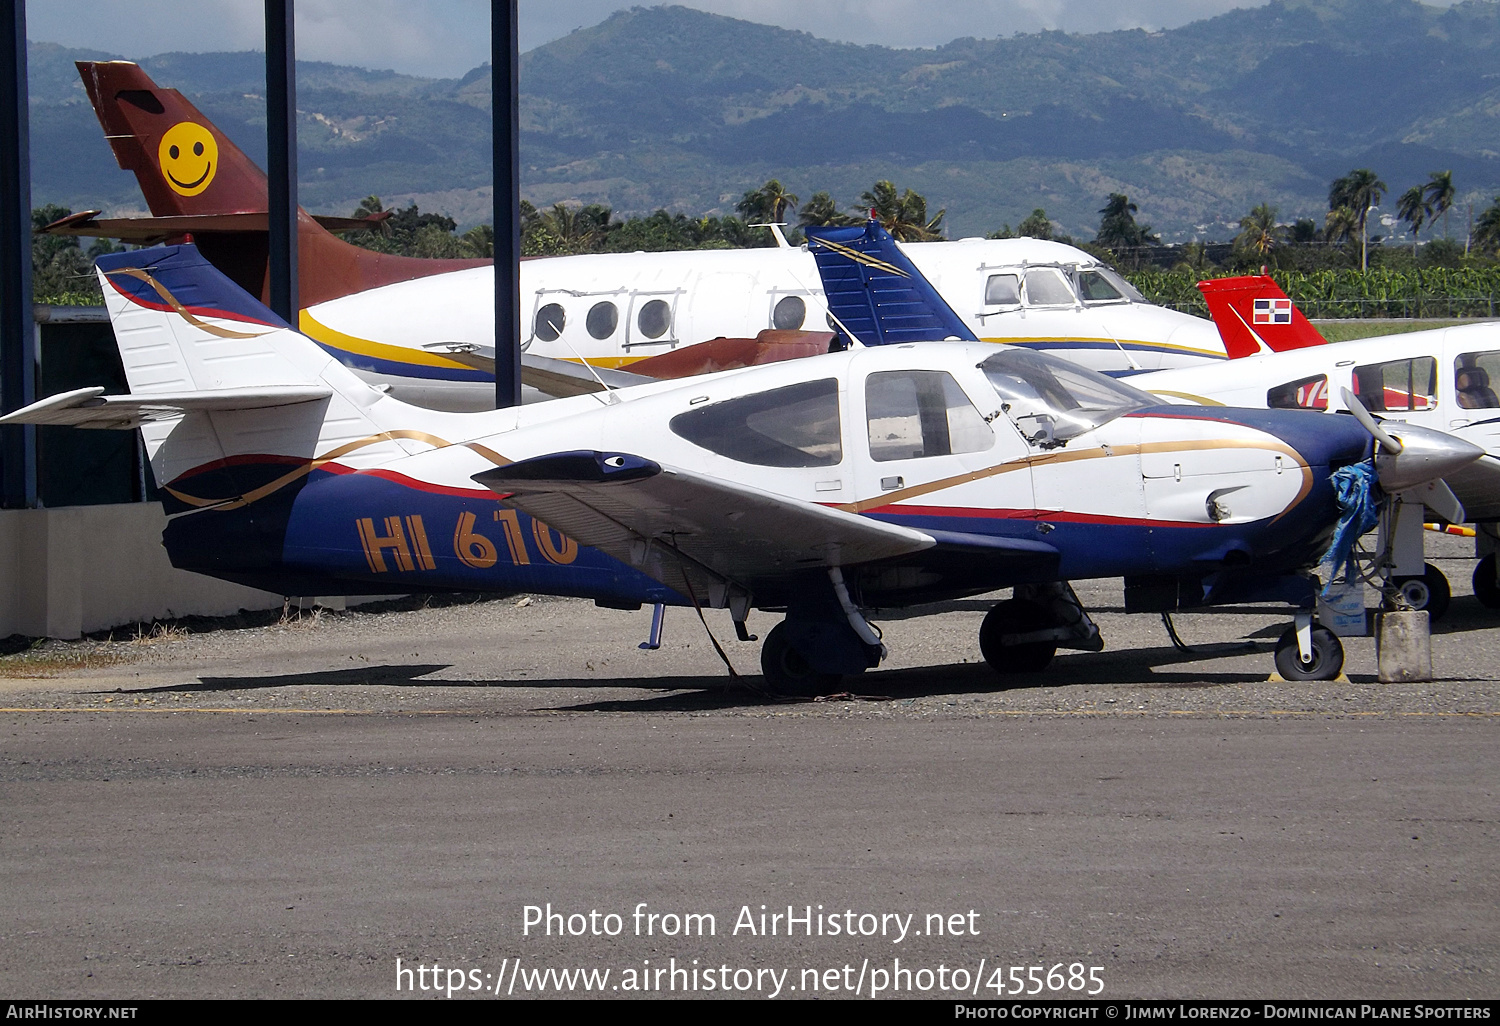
[669,378,843,468]
[773,295,807,330]
[1455,352,1500,410]
[533,303,566,342]
[637,299,672,340]
[980,349,1154,447]
[984,274,1020,306]
[1095,267,1144,303]
[865,370,995,462]
[587,301,619,340]
[1022,268,1076,307]
[1075,269,1126,304]
[1267,374,1329,410]
[1352,357,1437,413]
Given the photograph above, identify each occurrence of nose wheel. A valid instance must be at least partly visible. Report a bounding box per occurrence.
[1474,554,1500,609]
[1389,562,1451,622]
[1273,623,1344,681]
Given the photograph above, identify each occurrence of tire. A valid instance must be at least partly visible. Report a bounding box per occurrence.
[1474,554,1500,610]
[979,599,1057,674]
[1391,563,1451,622]
[1274,624,1345,681]
[759,621,842,695]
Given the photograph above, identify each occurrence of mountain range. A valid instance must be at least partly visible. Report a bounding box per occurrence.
[25,0,1500,241]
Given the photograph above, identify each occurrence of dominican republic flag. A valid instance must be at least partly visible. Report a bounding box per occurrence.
[1253,298,1293,324]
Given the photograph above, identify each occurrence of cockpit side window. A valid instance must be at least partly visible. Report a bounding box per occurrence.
[1267,374,1329,410]
[1076,269,1126,304]
[865,370,995,462]
[980,349,1154,447]
[1455,351,1500,410]
[1352,357,1437,413]
[985,273,1021,306]
[670,378,842,468]
[1022,268,1076,307]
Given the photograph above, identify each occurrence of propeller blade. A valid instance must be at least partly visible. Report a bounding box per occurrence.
[1340,387,1403,453]
[1415,478,1466,526]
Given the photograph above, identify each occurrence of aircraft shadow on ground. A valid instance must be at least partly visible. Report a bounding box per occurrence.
[98,631,1396,709]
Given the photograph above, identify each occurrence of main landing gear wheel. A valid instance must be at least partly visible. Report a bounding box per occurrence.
[1390,562,1451,622]
[1273,624,1345,681]
[979,599,1057,675]
[759,622,842,696]
[1474,554,1500,610]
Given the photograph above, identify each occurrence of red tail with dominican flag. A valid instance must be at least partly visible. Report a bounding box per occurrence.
[1197,276,1327,359]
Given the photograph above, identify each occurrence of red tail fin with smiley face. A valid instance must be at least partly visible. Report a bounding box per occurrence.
[72,61,488,309]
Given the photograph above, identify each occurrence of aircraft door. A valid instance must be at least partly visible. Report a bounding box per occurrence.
[852,364,1032,523]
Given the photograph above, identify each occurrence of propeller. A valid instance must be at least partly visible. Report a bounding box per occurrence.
[1340,386,1480,520]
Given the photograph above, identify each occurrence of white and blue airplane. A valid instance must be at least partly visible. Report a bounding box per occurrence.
[2,230,1481,688]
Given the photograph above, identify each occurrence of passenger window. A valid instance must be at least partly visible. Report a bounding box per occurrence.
[1455,352,1500,410]
[1076,269,1125,303]
[1023,268,1075,307]
[773,295,807,330]
[1352,357,1437,412]
[637,299,671,339]
[669,379,842,468]
[984,274,1020,306]
[533,303,565,342]
[586,301,618,340]
[866,371,994,462]
[1267,374,1329,410]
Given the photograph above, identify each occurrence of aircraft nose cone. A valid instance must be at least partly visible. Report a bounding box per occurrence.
[1374,423,1486,492]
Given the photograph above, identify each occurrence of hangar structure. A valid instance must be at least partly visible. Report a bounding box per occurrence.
[0,0,523,638]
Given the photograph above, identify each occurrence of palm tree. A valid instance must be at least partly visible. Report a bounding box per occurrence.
[538,203,602,254]
[1016,208,1054,240]
[1474,196,1500,255]
[1424,170,1455,241]
[1396,185,1429,258]
[736,179,799,225]
[1235,203,1280,260]
[1324,206,1358,247]
[797,191,857,229]
[1329,169,1386,271]
[859,181,945,241]
[1095,194,1158,260]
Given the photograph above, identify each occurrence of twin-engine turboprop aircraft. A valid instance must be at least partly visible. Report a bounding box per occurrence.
[1136,275,1500,618]
[2,243,1482,687]
[52,61,1236,411]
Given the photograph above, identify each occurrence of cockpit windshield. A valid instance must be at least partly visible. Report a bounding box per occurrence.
[979,349,1156,447]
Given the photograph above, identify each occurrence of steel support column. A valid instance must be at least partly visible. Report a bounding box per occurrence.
[265,0,298,322]
[492,0,521,408]
[1,0,36,508]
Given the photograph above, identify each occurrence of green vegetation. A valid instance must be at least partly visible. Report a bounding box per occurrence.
[31,204,118,305]
[1129,268,1500,320]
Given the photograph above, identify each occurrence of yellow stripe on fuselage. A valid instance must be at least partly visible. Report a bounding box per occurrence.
[299,310,475,371]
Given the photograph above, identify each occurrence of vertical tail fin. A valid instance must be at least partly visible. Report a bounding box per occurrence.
[805,220,978,346]
[1196,275,1327,359]
[94,244,445,492]
[78,61,269,217]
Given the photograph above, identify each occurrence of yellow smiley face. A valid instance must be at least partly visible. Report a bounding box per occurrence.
[158,122,219,196]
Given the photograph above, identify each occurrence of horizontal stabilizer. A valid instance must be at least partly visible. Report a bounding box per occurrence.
[420,344,654,396]
[0,385,332,430]
[472,450,935,598]
[806,220,978,346]
[40,210,388,242]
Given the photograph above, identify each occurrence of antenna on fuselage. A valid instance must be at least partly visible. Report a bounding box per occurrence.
[749,222,792,249]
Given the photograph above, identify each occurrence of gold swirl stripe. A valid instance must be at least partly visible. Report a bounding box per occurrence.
[105,267,272,340]
[811,236,909,278]
[165,430,511,511]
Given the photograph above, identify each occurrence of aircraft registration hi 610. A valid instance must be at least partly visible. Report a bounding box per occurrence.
[1,242,1481,688]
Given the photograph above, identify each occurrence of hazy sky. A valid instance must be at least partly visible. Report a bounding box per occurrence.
[22,0,1422,80]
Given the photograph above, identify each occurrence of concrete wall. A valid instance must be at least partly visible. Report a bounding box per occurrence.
[0,502,282,638]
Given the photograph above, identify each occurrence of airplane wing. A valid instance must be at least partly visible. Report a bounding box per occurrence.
[0,385,332,430]
[420,344,653,397]
[472,450,936,601]
[39,210,385,242]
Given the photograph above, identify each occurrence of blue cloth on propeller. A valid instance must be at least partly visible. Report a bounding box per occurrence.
[1319,459,1381,592]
